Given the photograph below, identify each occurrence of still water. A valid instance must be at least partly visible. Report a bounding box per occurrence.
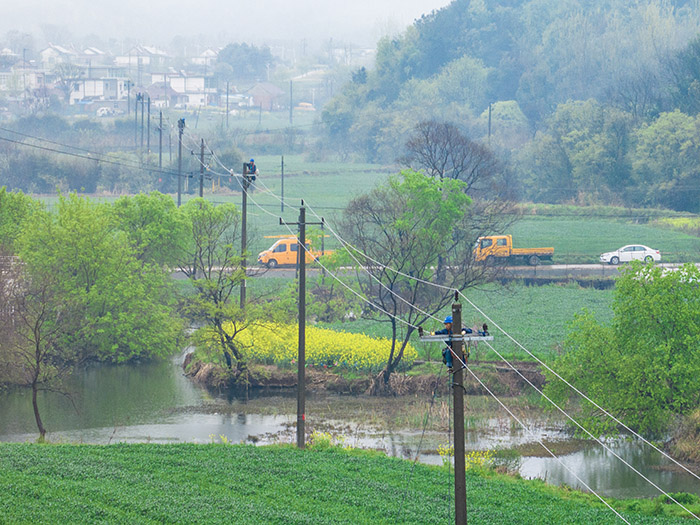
[0,352,698,500]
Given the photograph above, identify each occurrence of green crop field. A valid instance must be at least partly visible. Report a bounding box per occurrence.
[320,282,614,363]
[0,443,692,524]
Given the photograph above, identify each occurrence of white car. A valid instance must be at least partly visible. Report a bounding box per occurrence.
[600,245,661,265]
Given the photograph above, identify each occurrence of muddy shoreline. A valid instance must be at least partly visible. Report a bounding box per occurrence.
[183,353,546,397]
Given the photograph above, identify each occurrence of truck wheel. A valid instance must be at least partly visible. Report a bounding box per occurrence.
[610,256,619,265]
[267,259,278,269]
[528,255,540,266]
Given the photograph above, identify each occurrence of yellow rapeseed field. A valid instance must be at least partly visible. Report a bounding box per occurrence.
[226,322,418,372]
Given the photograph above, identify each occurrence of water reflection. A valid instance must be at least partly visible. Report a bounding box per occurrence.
[0,357,698,499]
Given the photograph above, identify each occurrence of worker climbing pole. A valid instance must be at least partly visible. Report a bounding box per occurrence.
[419,293,494,525]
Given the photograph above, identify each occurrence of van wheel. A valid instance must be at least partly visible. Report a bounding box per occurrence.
[528,255,540,266]
[267,259,278,269]
[485,255,495,265]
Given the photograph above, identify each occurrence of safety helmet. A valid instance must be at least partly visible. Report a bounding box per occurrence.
[250,158,255,163]
[443,315,453,324]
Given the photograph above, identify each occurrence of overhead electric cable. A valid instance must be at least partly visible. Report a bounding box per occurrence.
[459,290,700,486]
[473,341,699,520]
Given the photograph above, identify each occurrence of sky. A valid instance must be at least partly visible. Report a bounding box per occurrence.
[0,0,452,50]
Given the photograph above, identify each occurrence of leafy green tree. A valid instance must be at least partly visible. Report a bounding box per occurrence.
[0,187,41,253]
[517,99,633,204]
[17,194,182,363]
[630,110,700,212]
[544,262,700,438]
[110,192,188,266]
[178,199,257,378]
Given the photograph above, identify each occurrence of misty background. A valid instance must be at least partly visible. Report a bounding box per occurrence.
[0,0,451,49]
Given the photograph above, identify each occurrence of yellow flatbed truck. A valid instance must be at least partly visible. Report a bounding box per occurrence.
[474,235,554,266]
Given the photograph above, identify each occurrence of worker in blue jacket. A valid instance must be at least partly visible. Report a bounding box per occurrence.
[433,315,471,373]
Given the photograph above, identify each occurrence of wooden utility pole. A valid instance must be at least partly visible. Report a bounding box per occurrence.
[177,118,185,207]
[281,202,323,448]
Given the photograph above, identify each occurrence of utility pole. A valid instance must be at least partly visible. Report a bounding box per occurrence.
[199,139,205,198]
[226,81,229,129]
[126,80,131,115]
[147,95,151,154]
[240,161,256,309]
[451,300,467,525]
[177,118,185,207]
[281,203,323,449]
[159,111,163,168]
[488,103,492,146]
[134,92,140,147]
[289,80,293,125]
[418,300,494,525]
[140,93,145,151]
[281,155,285,213]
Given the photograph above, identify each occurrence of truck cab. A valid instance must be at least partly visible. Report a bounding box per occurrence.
[257,237,328,268]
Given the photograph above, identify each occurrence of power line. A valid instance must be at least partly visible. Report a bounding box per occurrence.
[0,131,180,179]
[209,140,700,506]
[458,290,700,487]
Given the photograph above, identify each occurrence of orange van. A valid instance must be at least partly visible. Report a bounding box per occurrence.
[257,237,331,268]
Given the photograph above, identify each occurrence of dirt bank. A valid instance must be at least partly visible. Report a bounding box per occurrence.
[183,353,545,397]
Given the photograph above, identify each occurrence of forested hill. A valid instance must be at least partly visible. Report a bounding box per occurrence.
[322,0,700,212]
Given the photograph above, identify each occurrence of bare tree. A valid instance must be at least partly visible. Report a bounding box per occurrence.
[339,171,497,395]
[399,120,520,280]
[0,257,85,440]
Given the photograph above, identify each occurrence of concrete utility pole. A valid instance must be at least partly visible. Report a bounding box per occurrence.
[140,93,145,151]
[451,300,467,525]
[226,81,229,129]
[147,95,151,153]
[418,299,494,525]
[134,92,140,147]
[159,111,163,168]
[199,139,205,198]
[289,80,293,125]
[240,162,256,309]
[280,155,285,213]
[280,203,323,448]
[177,118,185,207]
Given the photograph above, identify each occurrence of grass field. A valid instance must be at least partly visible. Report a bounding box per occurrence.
[319,282,614,363]
[0,443,693,524]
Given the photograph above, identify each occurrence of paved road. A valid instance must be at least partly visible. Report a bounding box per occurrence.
[250,262,694,280]
[171,262,694,281]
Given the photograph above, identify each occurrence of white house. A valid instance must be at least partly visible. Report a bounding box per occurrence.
[39,44,77,69]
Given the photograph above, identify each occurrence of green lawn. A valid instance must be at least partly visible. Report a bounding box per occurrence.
[0,443,692,524]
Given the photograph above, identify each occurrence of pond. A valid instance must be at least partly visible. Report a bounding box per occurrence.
[0,351,698,500]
